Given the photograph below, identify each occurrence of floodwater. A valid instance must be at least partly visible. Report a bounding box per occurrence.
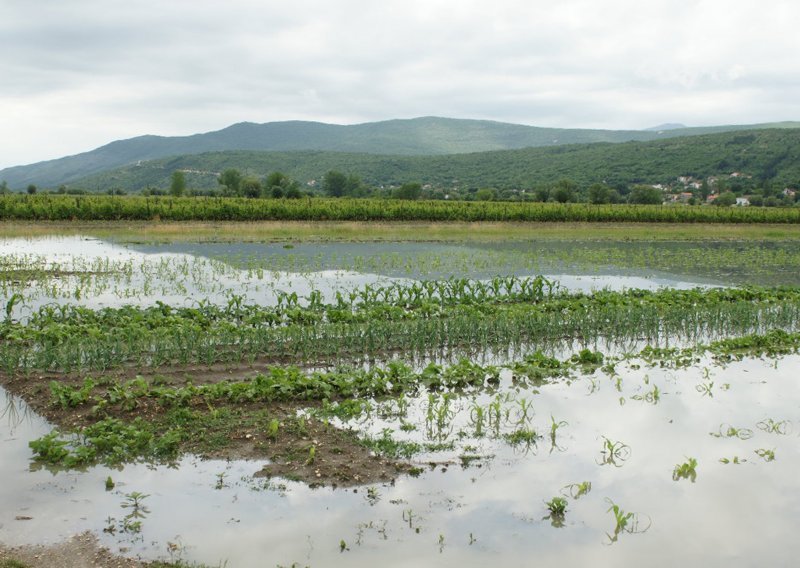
[1,236,733,321]
[2,233,800,566]
[2,355,800,566]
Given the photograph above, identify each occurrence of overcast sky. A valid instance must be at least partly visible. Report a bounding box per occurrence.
[1,0,798,168]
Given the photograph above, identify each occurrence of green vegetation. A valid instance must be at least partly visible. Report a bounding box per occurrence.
[5,281,800,375]
[3,195,800,223]
[672,457,698,482]
[0,561,29,568]
[7,116,799,190]
[54,128,800,194]
[605,499,650,543]
[23,326,800,469]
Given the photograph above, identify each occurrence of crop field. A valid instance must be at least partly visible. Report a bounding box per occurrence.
[2,223,800,567]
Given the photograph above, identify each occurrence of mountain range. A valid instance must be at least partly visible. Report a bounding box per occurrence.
[3,117,800,190]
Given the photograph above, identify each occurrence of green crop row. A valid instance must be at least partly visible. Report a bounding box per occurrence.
[2,195,800,223]
[29,328,800,469]
[4,284,800,375]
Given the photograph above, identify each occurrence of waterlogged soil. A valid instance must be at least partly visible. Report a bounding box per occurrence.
[0,533,145,568]
[3,228,800,566]
[0,372,411,488]
[3,354,800,567]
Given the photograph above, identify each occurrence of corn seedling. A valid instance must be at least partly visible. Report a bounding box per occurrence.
[719,456,746,464]
[469,402,486,437]
[549,415,568,453]
[710,424,753,440]
[632,384,660,404]
[305,445,316,465]
[757,418,791,435]
[598,437,631,467]
[696,380,714,397]
[605,499,650,544]
[672,457,698,482]
[755,448,776,462]
[562,481,592,499]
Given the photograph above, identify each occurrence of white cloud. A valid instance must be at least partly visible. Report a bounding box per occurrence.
[1,0,798,167]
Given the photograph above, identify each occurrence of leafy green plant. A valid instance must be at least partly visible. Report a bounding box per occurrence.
[605,499,650,544]
[755,448,776,462]
[672,457,698,482]
[562,481,592,499]
[598,437,631,467]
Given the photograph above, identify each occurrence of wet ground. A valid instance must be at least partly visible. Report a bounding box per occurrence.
[2,231,800,566]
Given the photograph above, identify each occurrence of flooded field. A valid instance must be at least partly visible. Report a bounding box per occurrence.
[2,226,800,567]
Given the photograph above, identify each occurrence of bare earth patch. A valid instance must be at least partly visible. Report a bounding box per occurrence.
[0,532,144,568]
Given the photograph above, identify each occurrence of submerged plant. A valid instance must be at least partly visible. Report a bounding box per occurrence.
[562,481,592,499]
[757,418,791,435]
[710,424,753,440]
[605,499,650,544]
[503,428,540,453]
[549,415,568,453]
[598,437,631,467]
[672,457,698,482]
[755,448,776,462]
[543,496,568,528]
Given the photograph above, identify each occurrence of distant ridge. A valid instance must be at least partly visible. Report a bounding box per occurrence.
[645,123,687,131]
[2,117,799,189]
[71,128,800,193]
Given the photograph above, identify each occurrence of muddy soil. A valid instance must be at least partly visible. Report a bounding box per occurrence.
[0,532,145,568]
[1,370,413,488]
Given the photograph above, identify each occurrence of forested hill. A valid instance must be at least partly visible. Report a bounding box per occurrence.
[3,116,799,189]
[72,128,800,192]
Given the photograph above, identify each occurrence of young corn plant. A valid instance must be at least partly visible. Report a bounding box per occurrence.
[549,415,568,454]
[605,499,650,544]
[597,437,631,467]
[672,457,698,482]
[562,481,592,500]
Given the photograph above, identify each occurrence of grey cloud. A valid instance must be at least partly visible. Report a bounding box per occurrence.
[1,0,799,167]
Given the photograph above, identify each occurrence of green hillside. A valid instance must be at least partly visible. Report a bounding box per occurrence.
[3,117,799,190]
[72,128,800,193]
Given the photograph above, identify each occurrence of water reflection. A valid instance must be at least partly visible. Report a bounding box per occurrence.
[2,236,730,323]
[2,357,800,566]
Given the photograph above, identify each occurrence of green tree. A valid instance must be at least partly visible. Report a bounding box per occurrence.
[714,191,737,207]
[475,188,497,201]
[551,179,576,203]
[628,185,663,204]
[170,171,186,197]
[699,180,711,200]
[532,185,549,202]
[588,183,612,204]
[264,171,300,198]
[346,174,366,197]
[240,176,262,198]
[393,182,422,200]
[26,184,37,195]
[218,169,242,196]
[323,170,348,197]
[0,180,9,194]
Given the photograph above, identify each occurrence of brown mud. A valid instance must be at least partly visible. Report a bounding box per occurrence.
[1,368,414,489]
